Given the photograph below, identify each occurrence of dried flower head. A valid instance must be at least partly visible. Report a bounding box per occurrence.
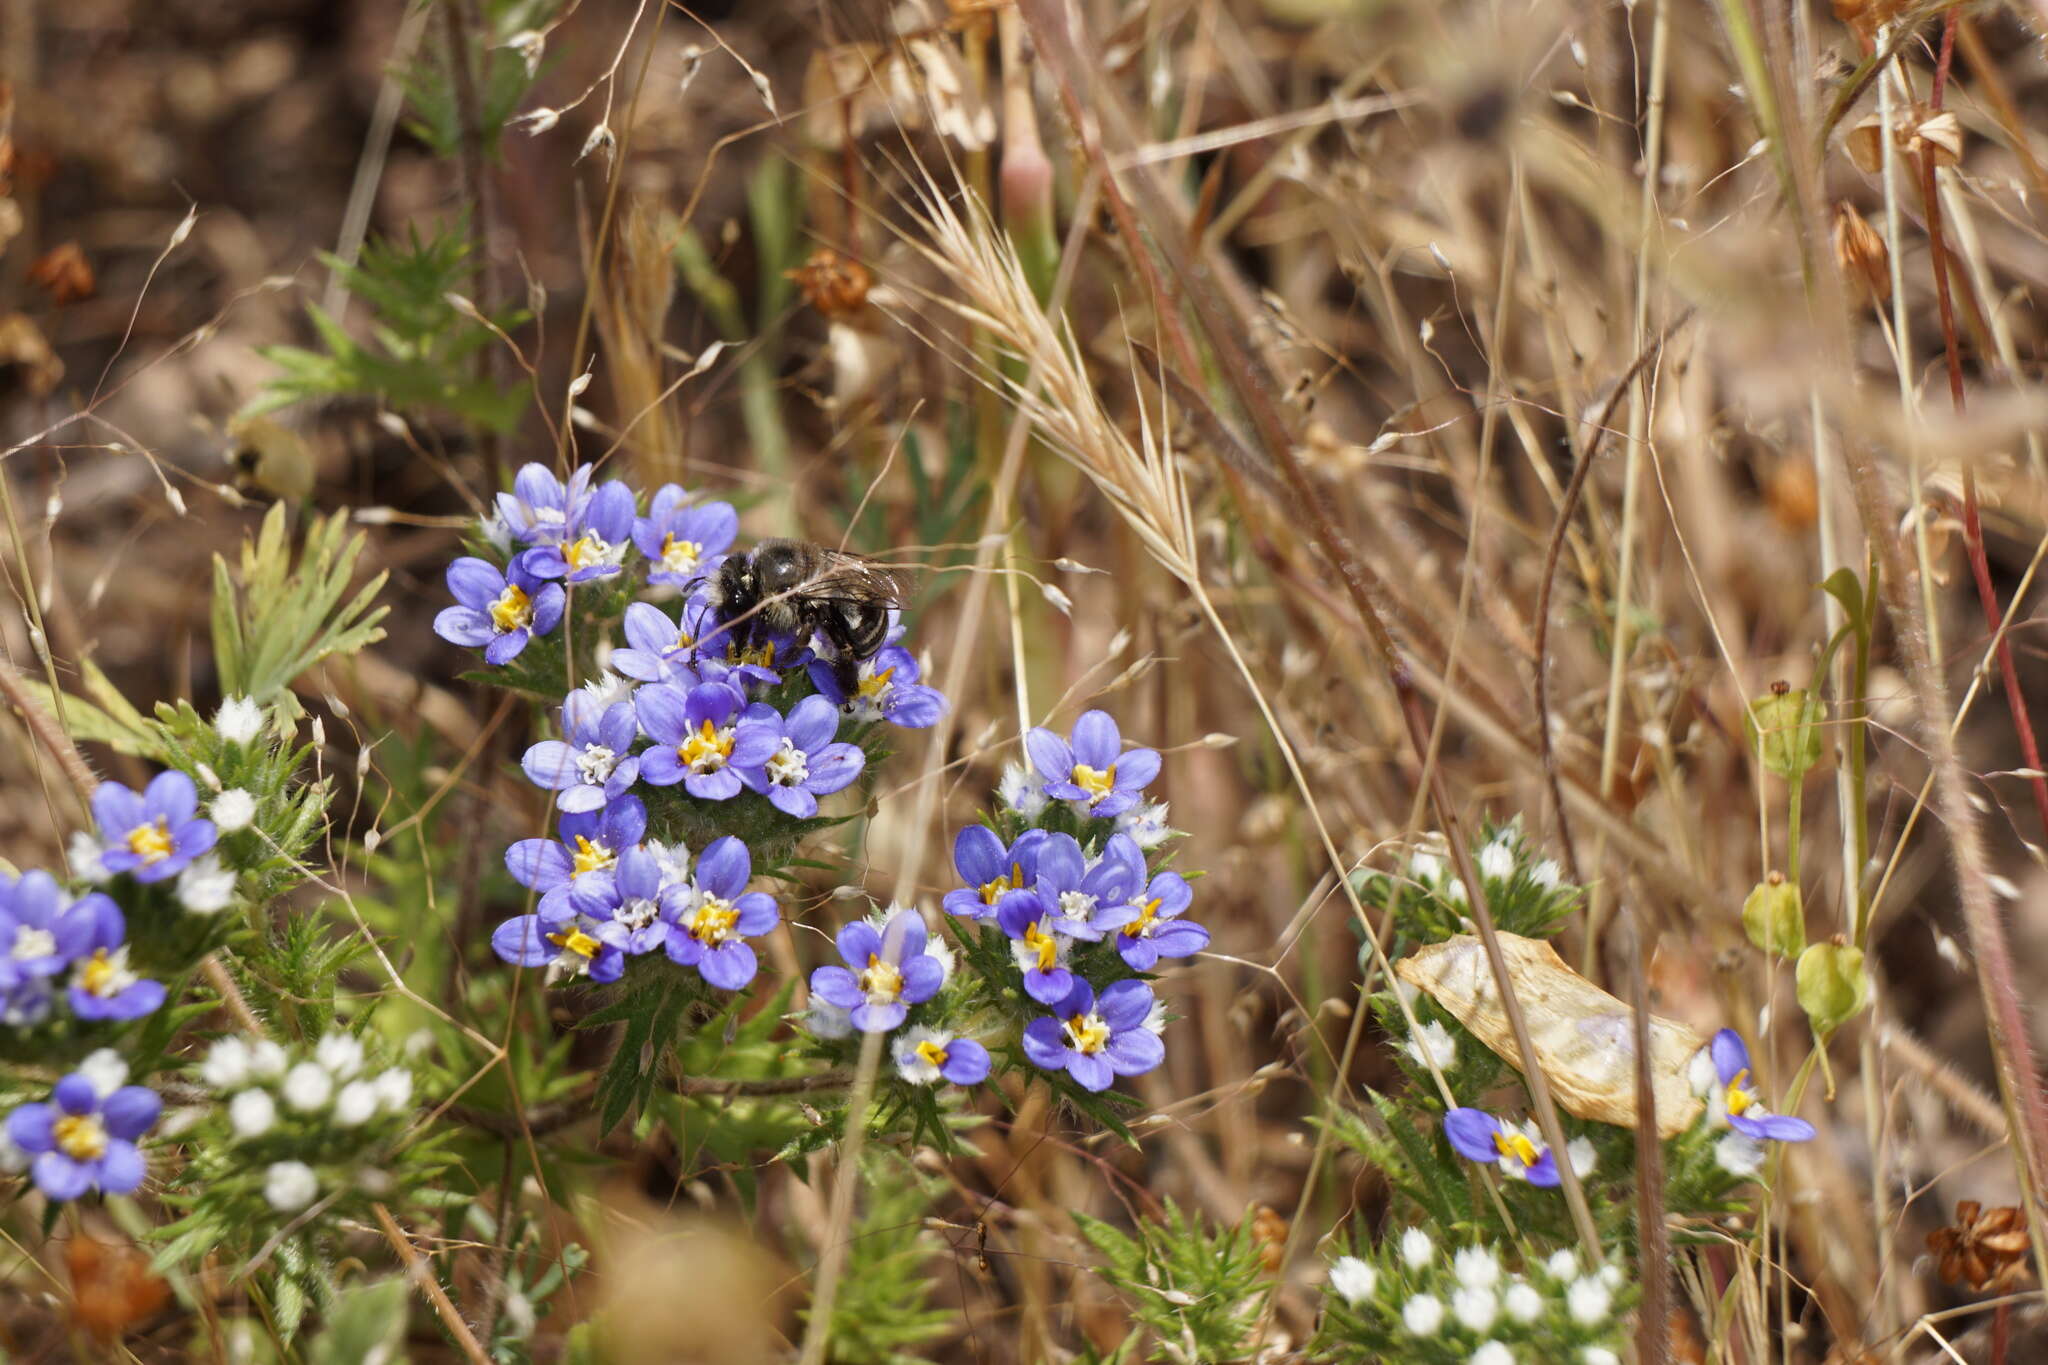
[1832,202,1889,306]
[1846,108,1962,176]
[1251,1205,1288,1273]
[789,248,873,321]
[1927,1201,2031,1294]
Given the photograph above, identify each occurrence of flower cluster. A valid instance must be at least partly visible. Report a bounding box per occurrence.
[937,710,1204,1094]
[1318,1229,1629,1364]
[808,906,992,1089]
[193,1032,418,1213]
[447,465,952,1001]
[2,1050,162,1201]
[0,767,242,1034]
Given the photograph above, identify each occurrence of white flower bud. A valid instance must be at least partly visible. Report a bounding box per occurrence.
[215,696,264,745]
[77,1048,129,1098]
[1452,1285,1499,1333]
[202,1037,253,1090]
[264,1160,318,1212]
[176,855,236,914]
[333,1081,379,1126]
[1566,1276,1612,1325]
[282,1061,333,1112]
[1470,1344,1514,1365]
[373,1068,414,1114]
[1405,1021,1458,1071]
[1545,1249,1578,1280]
[1400,1226,1434,1268]
[1478,840,1515,882]
[1504,1280,1542,1322]
[1327,1256,1376,1306]
[1583,1349,1621,1365]
[315,1032,365,1080]
[1402,1292,1444,1336]
[229,1088,276,1138]
[249,1040,288,1079]
[212,788,257,832]
[1453,1246,1501,1288]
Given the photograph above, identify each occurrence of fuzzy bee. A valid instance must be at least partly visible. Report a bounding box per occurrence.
[709,539,907,696]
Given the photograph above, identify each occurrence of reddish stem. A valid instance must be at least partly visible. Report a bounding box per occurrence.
[1918,13,2048,842]
[1993,1298,2011,1365]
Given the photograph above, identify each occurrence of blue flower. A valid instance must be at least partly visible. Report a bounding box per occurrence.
[807,645,945,729]
[996,893,1076,1005]
[1442,1108,1560,1186]
[7,1069,160,1201]
[892,1026,991,1086]
[736,696,866,818]
[1024,710,1160,819]
[661,836,778,991]
[505,795,647,924]
[522,690,642,813]
[808,909,946,1033]
[565,846,675,956]
[1022,979,1165,1092]
[611,598,715,685]
[942,826,1048,921]
[434,555,565,665]
[1112,866,1207,970]
[92,772,217,884]
[489,911,626,984]
[1028,833,1142,942]
[634,681,778,801]
[519,473,637,583]
[495,462,593,546]
[632,485,737,590]
[67,899,164,1021]
[0,870,95,992]
[1701,1030,1816,1143]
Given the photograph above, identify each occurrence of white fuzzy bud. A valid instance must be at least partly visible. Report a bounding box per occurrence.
[264,1160,317,1212]
[229,1088,276,1138]
[282,1061,333,1112]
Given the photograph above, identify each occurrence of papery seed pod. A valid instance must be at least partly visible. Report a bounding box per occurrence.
[1251,1205,1288,1273]
[1832,202,1890,305]
[1796,939,1869,1037]
[1742,872,1805,959]
[788,248,872,321]
[1395,932,1707,1137]
[1928,1200,2032,1293]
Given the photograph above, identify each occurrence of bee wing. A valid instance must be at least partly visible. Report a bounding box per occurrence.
[797,550,910,606]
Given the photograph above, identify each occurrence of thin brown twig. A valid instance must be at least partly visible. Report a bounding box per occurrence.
[373,1201,493,1365]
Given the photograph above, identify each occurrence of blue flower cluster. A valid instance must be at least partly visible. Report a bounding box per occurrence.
[0,770,225,1031]
[944,710,1206,1093]
[440,464,949,996]
[6,1051,162,1201]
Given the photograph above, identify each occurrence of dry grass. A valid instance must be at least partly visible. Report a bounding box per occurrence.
[5,0,2048,1361]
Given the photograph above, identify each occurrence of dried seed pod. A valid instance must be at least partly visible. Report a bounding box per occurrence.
[1832,202,1890,305]
[1395,932,1707,1137]
[1846,108,1964,176]
[1250,1204,1288,1273]
[788,248,873,321]
[1928,1200,2032,1294]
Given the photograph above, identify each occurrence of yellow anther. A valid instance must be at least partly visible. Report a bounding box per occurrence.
[55,1114,107,1162]
[1023,923,1059,972]
[571,835,616,878]
[679,717,734,770]
[915,1038,950,1069]
[547,927,602,959]
[858,953,904,1001]
[1123,897,1163,938]
[691,897,740,945]
[857,666,896,700]
[126,820,173,865]
[563,532,608,570]
[661,535,703,572]
[1070,763,1117,801]
[79,949,119,997]
[1064,1012,1112,1054]
[489,582,533,633]
[1493,1130,1542,1167]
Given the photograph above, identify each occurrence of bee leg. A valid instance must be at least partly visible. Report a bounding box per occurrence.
[816,613,864,699]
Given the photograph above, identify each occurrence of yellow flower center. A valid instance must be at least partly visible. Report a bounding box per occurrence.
[1123,897,1163,938]
[660,534,703,573]
[728,639,777,669]
[978,861,1025,907]
[690,896,739,946]
[1071,763,1116,801]
[1493,1129,1542,1168]
[678,717,735,772]
[55,1113,108,1162]
[1023,922,1059,972]
[1064,1012,1111,1055]
[858,953,904,1002]
[571,835,616,878]
[564,532,610,570]
[857,666,896,701]
[547,927,601,959]
[126,820,173,865]
[915,1038,951,1069]
[79,948,121,998]
[1726,1069,1755,1117]
[489,582,533,633]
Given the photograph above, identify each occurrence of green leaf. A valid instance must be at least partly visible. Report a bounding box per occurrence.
[310,1278,412,1365]
[212,503,389,705]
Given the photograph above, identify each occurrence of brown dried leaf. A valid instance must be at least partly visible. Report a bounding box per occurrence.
[0,311,62,396]
[1395,932,1707,1138]
[27,241,94,304]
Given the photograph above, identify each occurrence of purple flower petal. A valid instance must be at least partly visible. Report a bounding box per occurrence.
[941,1039,991,1085]
[699,940,757,990]
[33,1151,92,1201]
[1442,1108,1505,1164]
[96,1141,145,1195]
[1112,746,1160,792]
[1066,1052,1113,1092]
[1069,711,1121,768]
[1024,728,1073,784]
[1710,1028,1750,1087]
[1097,980,1155,1031]
[1104,1028,1164,1076]
[446,557,506,610]
[491,916,555,967]
[101,1087,161,1141]
[435,607,497,647]
[1022,1018,1069,1070]
[7,1103,54,1154]
[837,921,882,967]
[810,965,862,1010]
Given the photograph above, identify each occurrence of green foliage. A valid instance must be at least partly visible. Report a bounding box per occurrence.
[798,1153,954,1365]
[247,226,529,432]
[309,1278,412,1365]
[1072,1202,1270,1364]
[1744,685,1825,782]
[401,0,561,162]
[212,502,390,709]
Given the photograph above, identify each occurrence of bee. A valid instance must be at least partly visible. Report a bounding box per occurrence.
[709,539,907,696]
